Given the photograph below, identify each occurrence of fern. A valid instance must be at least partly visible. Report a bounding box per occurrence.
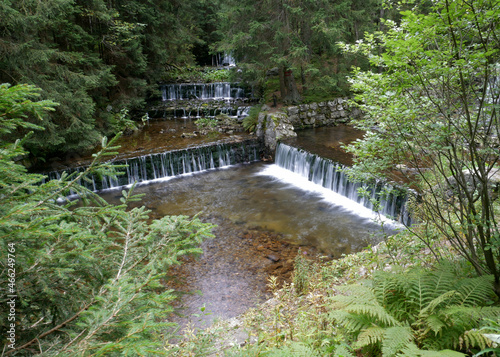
[265,342,321,357]
[355,326,386,349]
[382,326,414,357]
[334,344,357,357]
[329,263,500,356]
[459,330,491,351]
[455,276,495,307]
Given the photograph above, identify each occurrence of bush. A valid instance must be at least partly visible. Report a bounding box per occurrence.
[242,106,261,132]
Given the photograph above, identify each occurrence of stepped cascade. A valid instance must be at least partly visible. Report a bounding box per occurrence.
[155,82,253,120]
[46,140,260,192]
[149,105,251,120]
[274,143,411,225]
[161,83,246,101]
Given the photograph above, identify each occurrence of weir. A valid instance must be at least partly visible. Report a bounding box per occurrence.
[160,83,246,101]
[150,105,251,120]
[274,143,411,225]
[46,139,261,192]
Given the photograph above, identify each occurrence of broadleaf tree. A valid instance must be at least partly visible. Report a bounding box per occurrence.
[341,0,500,295]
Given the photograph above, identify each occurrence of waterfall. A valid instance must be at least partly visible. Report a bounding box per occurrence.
[160,83,245,101]
[274,143,411,225]
[45,140,260,192]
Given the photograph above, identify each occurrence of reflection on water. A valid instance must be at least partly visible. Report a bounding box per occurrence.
[285,125,365,166]
[109,162,388,255]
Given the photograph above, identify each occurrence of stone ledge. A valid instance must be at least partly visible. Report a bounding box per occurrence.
[257,99,362,151]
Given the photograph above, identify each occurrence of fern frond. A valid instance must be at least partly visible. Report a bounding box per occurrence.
[398,343,467,357]
[419,350,467,357]
[330,284,377,308]
[419,290,458,318]
[373,272,412,320]
[459,329,491,351]
[344,303,400,327]
[266,342,321,357]
[382,326,414,357]
[442,306,500,328]
[355,326,385,349]
[397,342,422,357]
[330,310,374,333]
[428,266,456,298]
[455,275,495,306]
[421,314,447,335]
[334,344,357,357]
[373,271,402,304]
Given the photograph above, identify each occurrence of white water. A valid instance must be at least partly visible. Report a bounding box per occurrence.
[258,164,402,229]
[268,143,410,226]
[161,83,244,101]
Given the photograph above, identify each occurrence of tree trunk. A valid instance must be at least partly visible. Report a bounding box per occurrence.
[278,65,287,101]
[283,67,301,104]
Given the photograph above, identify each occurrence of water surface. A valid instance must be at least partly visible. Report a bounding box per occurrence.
[98,159,394,326]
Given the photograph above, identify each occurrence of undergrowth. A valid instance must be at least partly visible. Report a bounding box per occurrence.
[212,229,500,357]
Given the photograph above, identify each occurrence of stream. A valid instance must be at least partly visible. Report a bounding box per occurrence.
[90,121,401,329]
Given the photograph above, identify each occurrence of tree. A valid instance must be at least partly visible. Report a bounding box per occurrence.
[0,83,214,355]
[341,0,500,295]
[0,0,215,159]
[215,0,381,102]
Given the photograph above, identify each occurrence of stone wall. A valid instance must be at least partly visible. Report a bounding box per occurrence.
[285,98,362,128]
[256,99,362,151]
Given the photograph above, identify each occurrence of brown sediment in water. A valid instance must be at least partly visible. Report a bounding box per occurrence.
[164,216,323,329]
[44,118,254,171]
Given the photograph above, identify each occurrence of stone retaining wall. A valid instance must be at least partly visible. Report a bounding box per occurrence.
[256,99,362,151]
[285,98,362,128]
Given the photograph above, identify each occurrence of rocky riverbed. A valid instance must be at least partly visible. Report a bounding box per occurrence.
[165,216,324,330]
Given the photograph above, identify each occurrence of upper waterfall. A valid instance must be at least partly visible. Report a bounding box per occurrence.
[161,83,246,101]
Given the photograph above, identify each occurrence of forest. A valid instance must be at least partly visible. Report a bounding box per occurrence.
[2,0,500,355]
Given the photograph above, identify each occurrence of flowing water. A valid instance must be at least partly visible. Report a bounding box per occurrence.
[88,124,404,328]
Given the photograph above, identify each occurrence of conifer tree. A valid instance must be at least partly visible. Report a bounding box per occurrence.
[0,83,214,355]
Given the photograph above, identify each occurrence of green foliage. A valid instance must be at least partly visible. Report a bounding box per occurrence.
[214,0,382,102]
[195,117,219,131]
[329,263,500,356]
[473,318,500,356]
[164,66,233,83]
[341,0,500,296]
[0,84,215,355]
[107,108,138,133]
[293,250,312,296]
[242,106,261,133]
[0,0,216,157]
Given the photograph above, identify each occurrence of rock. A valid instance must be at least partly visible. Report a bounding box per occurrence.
[287,106,299,116]
[267,254,280,262]
[266,67,280,76]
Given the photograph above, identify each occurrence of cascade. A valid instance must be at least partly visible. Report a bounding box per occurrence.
[274,143,411,225]
[46,140,260,192]
[150,105,251,120]
[160,83,245,101]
